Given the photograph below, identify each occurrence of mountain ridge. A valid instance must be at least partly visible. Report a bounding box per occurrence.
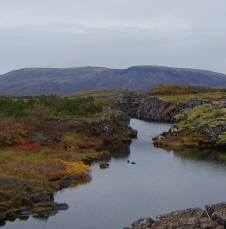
[0,65,226,96]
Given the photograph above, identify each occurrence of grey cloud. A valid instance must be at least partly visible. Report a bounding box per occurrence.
[0,0,225,74]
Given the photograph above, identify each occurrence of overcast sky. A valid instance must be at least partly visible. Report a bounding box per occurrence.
[0,0,226,74]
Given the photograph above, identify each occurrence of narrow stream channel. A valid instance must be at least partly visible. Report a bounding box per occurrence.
[5,119,226,229]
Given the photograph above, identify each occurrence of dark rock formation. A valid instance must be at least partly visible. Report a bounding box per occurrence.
[99,162,110,169]
[116,90,144,118]
[118,91,208,123]
[0,191,69,226]
[136,97,171,122]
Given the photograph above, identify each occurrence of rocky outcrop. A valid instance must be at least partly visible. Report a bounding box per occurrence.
[136,97,171,122]
[87,112,137,145]
[124,203,226,229]
[99,162,110,169]
[137,98,209,122]
[0,190,69,226]
[118,90,208,123]
[170,99,208,122]
[206,202,226,226]
[116,90,144,118]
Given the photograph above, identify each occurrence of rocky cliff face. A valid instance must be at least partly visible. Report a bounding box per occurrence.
[136,97,171,122]
[118,91,207,122]
[116,90,144,118]
[118,91,226,152]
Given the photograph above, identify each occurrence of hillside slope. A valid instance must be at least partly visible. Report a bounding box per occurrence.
[0,65,226,96]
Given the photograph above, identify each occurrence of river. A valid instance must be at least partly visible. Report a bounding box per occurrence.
[5,119,226,229]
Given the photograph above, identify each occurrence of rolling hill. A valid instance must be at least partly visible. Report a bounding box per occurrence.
[0,65,226,96]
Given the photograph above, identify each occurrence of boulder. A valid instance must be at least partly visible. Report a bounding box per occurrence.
[99,162,110,169]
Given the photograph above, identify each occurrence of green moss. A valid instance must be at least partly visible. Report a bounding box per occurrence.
[173,103,226,135]
[157,92,226,104]
[217,132,226,144]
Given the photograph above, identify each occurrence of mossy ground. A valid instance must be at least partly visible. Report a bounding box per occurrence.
[152,85,226,157]
[70,88,127,106]
[0,115,131,181]
[0,95,136,219]
[153,133,212,151]
[158,92,226,104]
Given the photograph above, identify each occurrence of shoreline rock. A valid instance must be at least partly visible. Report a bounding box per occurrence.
[124,203,226,229]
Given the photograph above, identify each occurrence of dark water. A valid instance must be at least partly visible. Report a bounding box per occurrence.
[5,119,226,229]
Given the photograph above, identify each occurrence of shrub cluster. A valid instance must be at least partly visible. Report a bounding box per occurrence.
[0,95,103,118]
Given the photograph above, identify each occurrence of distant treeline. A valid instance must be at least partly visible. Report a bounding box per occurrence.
[0,95,103,118]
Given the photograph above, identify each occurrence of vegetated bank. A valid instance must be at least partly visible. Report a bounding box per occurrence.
[118,84,226,229]
[118,84,226,157]
[0,93,137,226]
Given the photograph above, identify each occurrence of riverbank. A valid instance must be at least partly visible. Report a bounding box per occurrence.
[118,85,226,157]
[4,119,226,229]
[0,95,137,226]
[118,86,226,228]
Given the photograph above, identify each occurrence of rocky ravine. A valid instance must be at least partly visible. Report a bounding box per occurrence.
[124,203,226,229]
[118,89,226,228]
[118,90,209,122]
[118,90,226,152]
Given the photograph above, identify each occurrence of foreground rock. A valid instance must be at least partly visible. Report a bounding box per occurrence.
[99,162,110,169]
[206,202,226,226]
[0,190,69,226]
[124,203,226,229]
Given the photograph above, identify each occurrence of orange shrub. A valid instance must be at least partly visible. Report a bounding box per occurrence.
[0,158,91,181]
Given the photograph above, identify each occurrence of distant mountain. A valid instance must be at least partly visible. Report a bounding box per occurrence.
[0,65,226,96]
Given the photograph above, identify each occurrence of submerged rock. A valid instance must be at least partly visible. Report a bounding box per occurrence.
[99,162,110,169]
